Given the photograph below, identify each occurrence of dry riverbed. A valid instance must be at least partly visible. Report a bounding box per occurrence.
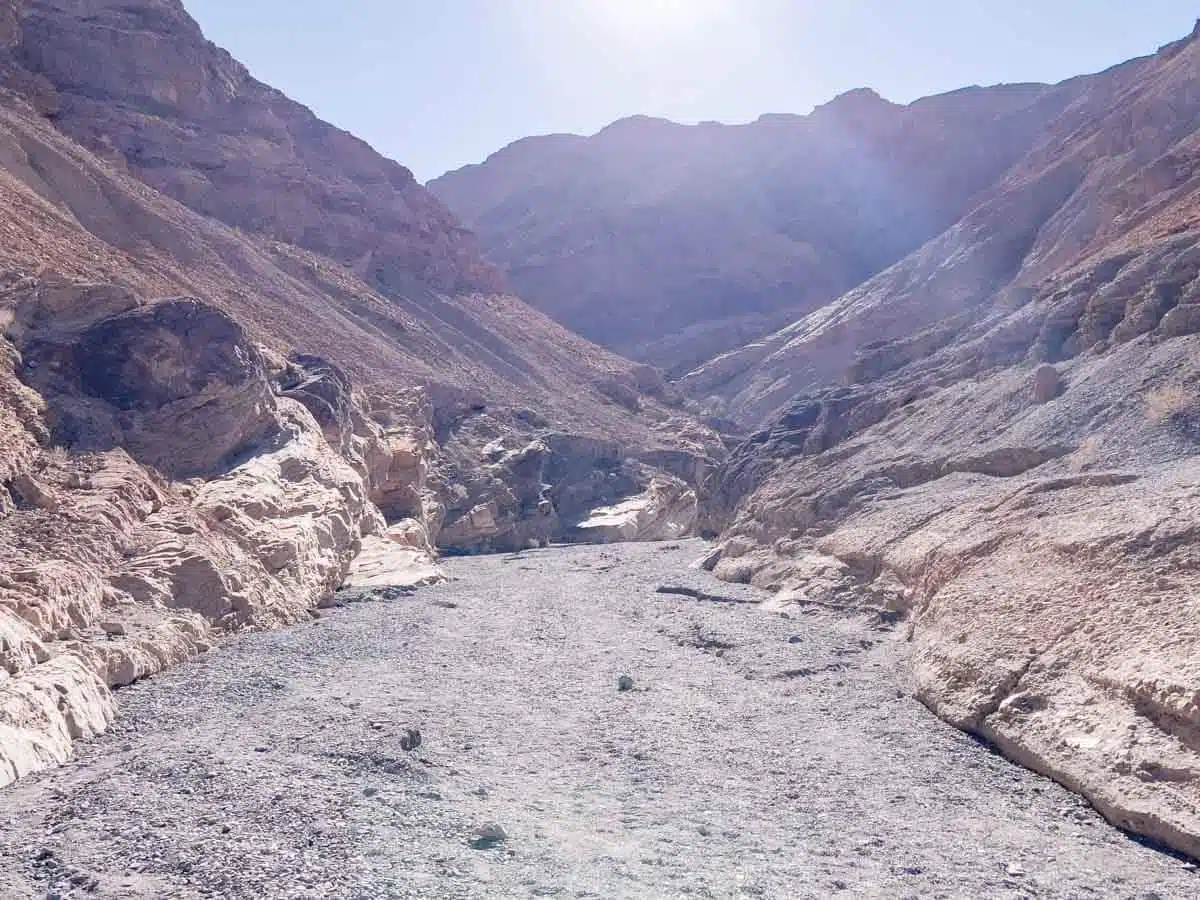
[0,541,1195,899]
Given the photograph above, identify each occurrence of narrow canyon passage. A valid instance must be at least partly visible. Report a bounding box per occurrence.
[0,542,1194,900]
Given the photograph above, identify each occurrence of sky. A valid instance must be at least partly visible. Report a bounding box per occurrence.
[185,0,1199,183]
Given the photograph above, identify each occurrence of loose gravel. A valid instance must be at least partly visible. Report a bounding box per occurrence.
[0,540,1195,899]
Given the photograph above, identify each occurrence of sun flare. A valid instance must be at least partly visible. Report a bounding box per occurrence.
[588,0,731,43]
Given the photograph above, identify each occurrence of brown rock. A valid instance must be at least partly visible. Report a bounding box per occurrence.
[9,472,56,510]
[1031,364,1061,404]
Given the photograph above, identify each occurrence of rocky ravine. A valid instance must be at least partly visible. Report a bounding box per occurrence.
[0,0,722,791]
[433,19,1200,862]
[0,270,710,790]
[1,542,1197,899]
[0,0,1198,887]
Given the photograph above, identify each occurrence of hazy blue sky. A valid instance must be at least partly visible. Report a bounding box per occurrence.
[185,1,1198,182]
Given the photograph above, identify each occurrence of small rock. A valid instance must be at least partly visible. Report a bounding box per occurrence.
[369,722,385,731]
[99,621,127,637]
[617,675,635,692]
[1031,363,1062,403]
[363,787,379,798]
[1005,863,1026,878]
[400,728,422,752]
[787,635,803,644]
[470,823,508,850]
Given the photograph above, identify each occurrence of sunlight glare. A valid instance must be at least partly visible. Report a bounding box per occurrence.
[588,0,733,44]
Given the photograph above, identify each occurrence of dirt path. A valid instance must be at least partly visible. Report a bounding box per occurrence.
[0,541,1195,899]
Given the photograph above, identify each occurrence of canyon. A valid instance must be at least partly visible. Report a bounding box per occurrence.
[435,23,1200,865]
[0,0,1197,893]
[0,0,717,798]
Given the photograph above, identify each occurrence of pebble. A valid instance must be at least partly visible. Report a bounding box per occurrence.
[400,728,422,752]
[469,824,508,850]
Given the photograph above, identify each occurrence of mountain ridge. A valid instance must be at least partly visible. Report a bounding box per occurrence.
[430,76,1080,374]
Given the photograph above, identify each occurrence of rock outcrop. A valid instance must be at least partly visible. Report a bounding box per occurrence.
[0,270,714,784]
[697,25,1200,859]
[432,416,721,554]
[0,276,408,786]
[569,475,698,544]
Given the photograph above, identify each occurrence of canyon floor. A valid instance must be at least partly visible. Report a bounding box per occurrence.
[0,541,1195,900]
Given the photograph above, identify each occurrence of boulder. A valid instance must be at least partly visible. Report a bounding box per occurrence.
[1031,364,1061,403]
[19,296,279,478]
[571,476,698,544]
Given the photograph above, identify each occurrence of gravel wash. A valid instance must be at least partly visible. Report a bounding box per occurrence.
[0,541,1195,899]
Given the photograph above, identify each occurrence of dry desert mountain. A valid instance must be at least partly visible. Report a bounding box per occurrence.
[430,83,1080,376]
[0,0,1198,889]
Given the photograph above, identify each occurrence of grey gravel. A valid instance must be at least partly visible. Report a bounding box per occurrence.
[0,540,1195,899]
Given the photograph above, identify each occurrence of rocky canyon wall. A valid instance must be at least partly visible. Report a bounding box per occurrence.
[698,25,1200,859]
[0,276,407,786]
[0,0,722,785]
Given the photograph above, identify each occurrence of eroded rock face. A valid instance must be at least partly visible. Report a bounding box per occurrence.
[431,413,717,554]
[705,332,1200,858]
[0,276,435,787]
[30,296,277,477]
[569,475,698,544]
[0,270,712,786]
[697,25,1200,859]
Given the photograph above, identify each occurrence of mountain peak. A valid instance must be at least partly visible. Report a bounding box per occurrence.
[811,87,899,120]
[595,114,683,138]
